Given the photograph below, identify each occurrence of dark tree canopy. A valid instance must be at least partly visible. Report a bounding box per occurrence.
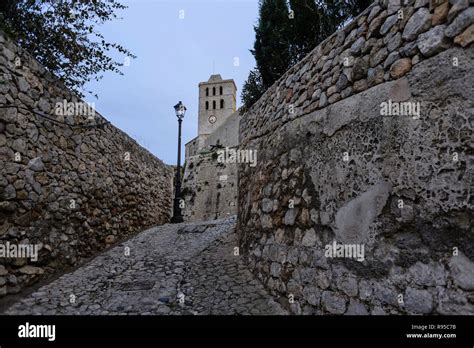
[0,0,136,97]
[240,68,265,114]
[241,0,373,113]
[252,0,292,90]
[288,0,325,64]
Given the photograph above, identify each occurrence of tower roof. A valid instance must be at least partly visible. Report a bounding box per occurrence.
[208,74,222,82]
[198,74,237,90]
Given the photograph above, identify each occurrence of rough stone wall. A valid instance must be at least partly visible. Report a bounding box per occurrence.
[238,0,473,315]
[182,153,238,221]
[0,31,173,298]
[185,136,200,158]
[182,112,240,222]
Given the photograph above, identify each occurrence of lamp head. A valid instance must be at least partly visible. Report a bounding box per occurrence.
[174,101,186,119]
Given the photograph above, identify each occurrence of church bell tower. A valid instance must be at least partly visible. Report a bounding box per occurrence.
[197,74,237,138]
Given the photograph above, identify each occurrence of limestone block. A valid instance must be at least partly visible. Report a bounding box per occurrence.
[334,181,392,244]
[404,287,434,313]
[445,7,474,37]
[454,23,474,46]
[390,58,412,78]
[449,252,474,290]
[402,8,432,41]
[321,291,347,314]
[418,25,450,56]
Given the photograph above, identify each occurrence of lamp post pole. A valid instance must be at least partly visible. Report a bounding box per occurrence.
[171,101,186,223]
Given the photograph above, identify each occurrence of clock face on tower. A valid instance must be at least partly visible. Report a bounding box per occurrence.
[208,115,216,124]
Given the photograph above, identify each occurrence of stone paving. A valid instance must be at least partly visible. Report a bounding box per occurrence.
[3,216,287,315]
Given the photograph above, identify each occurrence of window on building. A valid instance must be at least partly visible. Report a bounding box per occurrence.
[213,100,216,109]
[213,87,216,96]
[219,86,223,95]
[220,99,224,108]
[205,101,209,110]
[206,88,209,96]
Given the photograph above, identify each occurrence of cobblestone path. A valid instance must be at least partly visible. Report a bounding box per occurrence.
[4,217,287,315]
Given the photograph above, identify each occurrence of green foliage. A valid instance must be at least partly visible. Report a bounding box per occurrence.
[288,0,324,64]
[239,68,264,115]
[252,0,292,90]
[241,0,373,113]
[319,0,374,36]
[0,0,136,98]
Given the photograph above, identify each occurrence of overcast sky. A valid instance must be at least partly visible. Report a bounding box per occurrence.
[84,0,259,165]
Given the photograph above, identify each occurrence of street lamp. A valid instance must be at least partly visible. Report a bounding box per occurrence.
[171,101,186,223]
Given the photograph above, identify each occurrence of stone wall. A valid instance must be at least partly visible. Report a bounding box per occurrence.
[182,152,238,221]
[185,136,200,158]
[238,0,473,315]
[0,30,173,298]
[182,112,240,222]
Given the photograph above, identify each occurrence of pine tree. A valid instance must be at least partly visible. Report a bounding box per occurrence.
[320,0,373,34]
[288,0,325,64]
[346,0,374,17]
[252,0,292,89]
[241,0,373,113]
[240,69,265,114]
